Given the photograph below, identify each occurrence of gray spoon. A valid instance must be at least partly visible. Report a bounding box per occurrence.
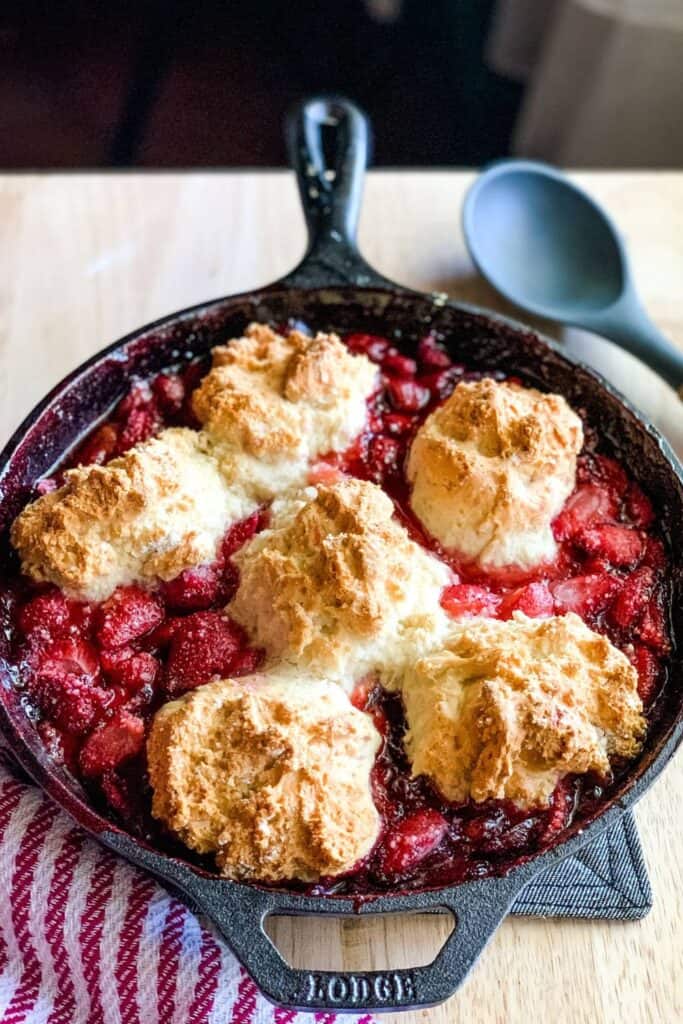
[463,160,683,397]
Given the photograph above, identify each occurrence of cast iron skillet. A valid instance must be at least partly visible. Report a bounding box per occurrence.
[0,97,682,1014]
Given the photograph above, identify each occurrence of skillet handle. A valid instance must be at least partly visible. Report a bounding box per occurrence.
[282,95,393,289]
[181,873,520,1013]
[103,834,523,1013]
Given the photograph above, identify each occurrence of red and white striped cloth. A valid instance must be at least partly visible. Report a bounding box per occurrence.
[0,755,374,1024]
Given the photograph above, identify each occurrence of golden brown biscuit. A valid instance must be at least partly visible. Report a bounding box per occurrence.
[147,672,381,881]
[228,477,452,687]
[407,378,583,569]
[402,612,644,808]
[10,428,242,601]
[192,322,377,465]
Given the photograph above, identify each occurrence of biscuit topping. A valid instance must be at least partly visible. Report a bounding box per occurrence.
[10,428,239,602]
[192,325,376,509]
[228,477,452,687]
[402,613,645,808]
[147,672,381,881]
[193,322,377,468]
[407,378,583,569]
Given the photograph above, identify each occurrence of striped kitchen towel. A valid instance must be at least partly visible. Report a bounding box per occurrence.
[0,756,371,1024]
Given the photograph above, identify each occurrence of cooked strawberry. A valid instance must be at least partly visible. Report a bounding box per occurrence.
[116,382,153,418]
[367,409,384,434]
[386,378,430,413]
[441,584,501,620]
[79,710,145,778]
[498,582,554,620]
[159,563,222,611]
[95,586,164,650]
[164,611,250,695]
[35,636,100,679]
[550,574,620,617]
[642,537,667,571]
[115,406,161,454]
[575,524,644,567]
[417,333,452,370]
[382,353,417,378]
[377,809,448,878]
[578,453,629,498]
[462,813,505,845]
[151,373,185,416]
[637,594,671,653]
[18,589,91,640]
[100,770,140,821]
[32,670,107,736]
[552,484,617,542]
[490,818,538,853]
[628,645,660,705]
[219,563,241,604]
[350,676,374,711]
[419,368,461,401]
[461,810,537,854]
[581,556,613,575]
[76,424,119,467]
[141,616,184,652]
[608,568,655,629]
[366,435,403,482]
[345,333,391,362]
[28,635,104,735]
[225,646,264,677]
[541,778,575,839]
[221,509,267,560]
[100,648,159,691]
[623,482,655,528]
[383,413,413,436]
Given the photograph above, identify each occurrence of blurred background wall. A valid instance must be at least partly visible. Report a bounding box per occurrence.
[1,0,681,169]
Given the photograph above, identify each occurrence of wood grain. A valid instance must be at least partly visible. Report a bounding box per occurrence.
[1,171,681,1024]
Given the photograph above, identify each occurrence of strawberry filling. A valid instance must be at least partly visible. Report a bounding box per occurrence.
[95,586,164,650]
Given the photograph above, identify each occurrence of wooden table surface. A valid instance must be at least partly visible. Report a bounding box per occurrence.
[1,171,681,1024]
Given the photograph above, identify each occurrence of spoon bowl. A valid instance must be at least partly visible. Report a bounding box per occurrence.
[463,160,683,393]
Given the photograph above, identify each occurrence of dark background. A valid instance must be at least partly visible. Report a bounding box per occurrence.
[0,0,523,168]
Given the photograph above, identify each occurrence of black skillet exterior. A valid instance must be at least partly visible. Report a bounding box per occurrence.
[0,98,682,1013]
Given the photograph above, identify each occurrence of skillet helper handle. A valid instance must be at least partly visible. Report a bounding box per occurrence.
[282,95,392,288]
[176,872,521,1013]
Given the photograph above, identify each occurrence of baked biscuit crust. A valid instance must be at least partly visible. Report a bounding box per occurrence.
[147,672,381,881]
[407,378,584,569]
[402,612,645,808]
[192,323,378,462]
[10,428,238,601]
[228,477,452,686]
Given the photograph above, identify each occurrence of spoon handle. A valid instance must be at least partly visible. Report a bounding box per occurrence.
[586,300,683,398]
